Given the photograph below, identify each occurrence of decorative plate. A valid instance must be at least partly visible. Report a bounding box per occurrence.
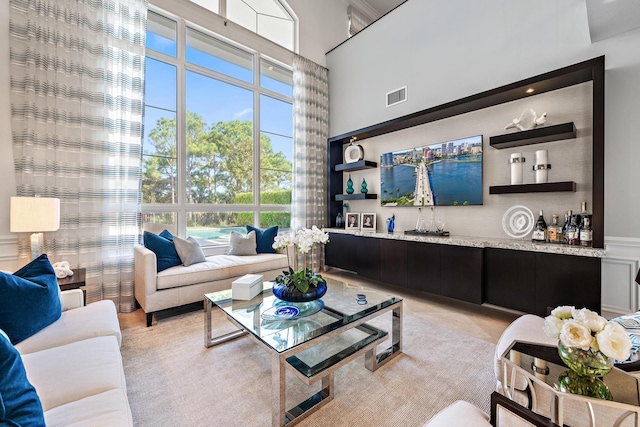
[261,300,324,321]
[502,205,535,239]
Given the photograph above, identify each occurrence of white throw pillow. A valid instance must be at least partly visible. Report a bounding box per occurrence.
[227,231,257,256]
[173,236,207,266]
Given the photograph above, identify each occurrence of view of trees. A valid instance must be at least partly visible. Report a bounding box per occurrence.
[142,112,292,205]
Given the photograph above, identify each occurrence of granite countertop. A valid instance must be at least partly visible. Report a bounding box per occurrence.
[324,228,606,258]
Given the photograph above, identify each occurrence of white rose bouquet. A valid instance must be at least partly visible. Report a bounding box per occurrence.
[272,226,330,293]
[544,306,632,362]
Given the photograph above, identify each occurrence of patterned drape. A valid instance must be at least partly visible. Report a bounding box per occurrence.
[9,0,147,312]
[292,54,329,271]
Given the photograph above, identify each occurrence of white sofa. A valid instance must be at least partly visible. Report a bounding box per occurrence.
[134,245,289,326]
[17,289,131,426]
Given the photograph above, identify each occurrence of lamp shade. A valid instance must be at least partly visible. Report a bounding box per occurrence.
[10,197,60,232]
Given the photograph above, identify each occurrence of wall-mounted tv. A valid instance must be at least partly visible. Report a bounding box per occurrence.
[380,135,483,207]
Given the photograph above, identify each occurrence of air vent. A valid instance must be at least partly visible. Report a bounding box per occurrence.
[386,86,407,107]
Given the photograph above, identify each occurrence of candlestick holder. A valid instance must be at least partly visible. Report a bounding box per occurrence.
[533,150,551,183]
[509,153,525,185]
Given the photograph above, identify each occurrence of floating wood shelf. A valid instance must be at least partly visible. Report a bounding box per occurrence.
[335,193,378,201]
[335,160,378,172]
[489,181,576,194]
[490,122,576,149]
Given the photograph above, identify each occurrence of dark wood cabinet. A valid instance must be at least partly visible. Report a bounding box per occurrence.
[535,252,601,316]
[406,241,441,294]
[485,248,536,313]
[325,233,602,315]
[440,245,483,304]
[379,239,407,288]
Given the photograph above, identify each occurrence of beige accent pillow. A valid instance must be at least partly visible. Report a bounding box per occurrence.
[227,231,257,256]
[173,236,206,266]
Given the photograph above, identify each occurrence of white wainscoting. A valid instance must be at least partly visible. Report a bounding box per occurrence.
[602,237,640,319]
[0,234,18,271]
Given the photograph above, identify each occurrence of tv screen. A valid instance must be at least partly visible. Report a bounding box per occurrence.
[380,135,483,207]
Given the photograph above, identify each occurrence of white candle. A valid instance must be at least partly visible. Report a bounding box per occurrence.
[535,150,548,165]
[510,153,524,185]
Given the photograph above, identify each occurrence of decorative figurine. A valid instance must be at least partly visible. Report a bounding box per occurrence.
[386,214,395,233]
[361,178,368,194]
[504,108,547,131]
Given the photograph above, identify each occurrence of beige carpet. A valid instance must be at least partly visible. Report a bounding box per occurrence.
[121,306,497,426]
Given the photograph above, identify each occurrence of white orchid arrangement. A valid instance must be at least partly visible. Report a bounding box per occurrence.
[544,306,632,362]
[272,226,330,293]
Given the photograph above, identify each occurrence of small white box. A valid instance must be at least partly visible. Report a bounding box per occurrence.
[232,274,264,300]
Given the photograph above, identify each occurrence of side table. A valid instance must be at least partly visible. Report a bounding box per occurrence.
[57,268,86,304]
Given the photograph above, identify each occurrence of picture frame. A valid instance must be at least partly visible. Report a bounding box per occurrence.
[361,213,376,232]
[346,213,361,230]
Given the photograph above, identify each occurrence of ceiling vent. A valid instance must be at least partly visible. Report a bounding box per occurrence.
[386,86,407,107]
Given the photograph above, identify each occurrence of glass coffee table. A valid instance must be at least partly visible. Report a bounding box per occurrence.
[204,280,403,426]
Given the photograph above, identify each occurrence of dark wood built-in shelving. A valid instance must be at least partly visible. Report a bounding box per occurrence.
[489,122,576,149]
[335,160,377,172]
[335,193,378,201]
[489,181,576,194]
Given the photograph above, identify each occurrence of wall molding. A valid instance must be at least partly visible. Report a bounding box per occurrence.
[605,236,640,249]
[601,256,639,318]
[0,234,18,269]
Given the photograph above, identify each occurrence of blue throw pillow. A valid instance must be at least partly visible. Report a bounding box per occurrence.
[159,229,174,241]
[143,231,182,272]
[0,254,62,345]
[246,226,278,254]
[0,329,45,426]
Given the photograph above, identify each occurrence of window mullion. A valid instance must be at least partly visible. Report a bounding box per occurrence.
[253,53,261,226]
[177,17,188,237]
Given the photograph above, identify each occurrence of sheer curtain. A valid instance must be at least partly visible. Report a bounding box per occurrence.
[9,0,147,312]
[291,54,329,270]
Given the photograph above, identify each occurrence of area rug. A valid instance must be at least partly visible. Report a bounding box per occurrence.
[121,307,497,426]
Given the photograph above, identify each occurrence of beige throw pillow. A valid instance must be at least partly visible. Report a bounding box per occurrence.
[173,236,206,266]
[227,231,257,256]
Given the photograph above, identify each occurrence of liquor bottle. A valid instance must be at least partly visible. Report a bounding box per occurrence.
[547,214,560,243]
[532,210,547,242]
[566,215,580,246]
[580,217,593,247]
[579,201,591,231]
[562,210,572,244]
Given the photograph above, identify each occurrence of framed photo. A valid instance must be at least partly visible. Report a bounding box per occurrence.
[346,213,361,230]
[361,213,376,232]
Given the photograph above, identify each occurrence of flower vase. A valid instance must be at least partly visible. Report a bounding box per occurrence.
[557,341,614,377]
[272,280,327,303]
[361,178,368,194]
[557,370,612,400]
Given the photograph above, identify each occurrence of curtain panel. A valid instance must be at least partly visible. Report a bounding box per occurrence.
[291,54,329,270]
[9,0,147,312]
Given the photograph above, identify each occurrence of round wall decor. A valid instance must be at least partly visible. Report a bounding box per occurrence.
[502,205,535,239]
[344,143,364,163]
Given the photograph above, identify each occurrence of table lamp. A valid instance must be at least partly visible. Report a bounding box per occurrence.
[10,196,61,259]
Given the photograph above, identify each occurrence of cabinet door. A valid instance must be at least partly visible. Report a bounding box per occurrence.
[353,236,380,281]
[535,253,601,316]
[379,239,407,288]
[325,233,355,272]
[441,246,483,304]
[406,241,441,294]
[484,248,536,313]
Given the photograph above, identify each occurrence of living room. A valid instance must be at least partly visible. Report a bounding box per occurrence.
[2,0,640,426]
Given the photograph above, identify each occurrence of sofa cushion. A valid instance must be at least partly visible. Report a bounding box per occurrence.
[143,231,182,272]
[21,335,126,412]
[0,329,45,426]
[159,229,174,241]
[174,236,206,266]
[246,225,278,253]
[227,230,257,256]
[43,389,132,427]
[424,401,489,426]
[16,300,122,355]
[0,254,62,344]
[156,253,288,290]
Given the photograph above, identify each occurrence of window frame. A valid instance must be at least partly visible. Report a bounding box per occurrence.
[143,3,294,250]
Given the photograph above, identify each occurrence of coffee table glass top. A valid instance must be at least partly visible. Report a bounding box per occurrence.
[205,280,401,355]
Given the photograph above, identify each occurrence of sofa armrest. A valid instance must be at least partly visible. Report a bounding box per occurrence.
[61,289,85,311]
[134,245,158,310]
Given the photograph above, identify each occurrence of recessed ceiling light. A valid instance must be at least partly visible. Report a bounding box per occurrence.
[268,66,274,71]
[526,88,535,94]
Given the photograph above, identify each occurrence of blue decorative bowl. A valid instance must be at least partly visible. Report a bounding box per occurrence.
[272,281,327,303]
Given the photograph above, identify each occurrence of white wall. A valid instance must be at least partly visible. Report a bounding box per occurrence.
[325,0,640,242]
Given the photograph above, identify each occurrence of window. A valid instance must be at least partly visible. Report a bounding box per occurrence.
[187,0,296,51]
[143,7,293,247]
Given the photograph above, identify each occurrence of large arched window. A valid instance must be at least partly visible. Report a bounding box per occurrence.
[188,0,297,51]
